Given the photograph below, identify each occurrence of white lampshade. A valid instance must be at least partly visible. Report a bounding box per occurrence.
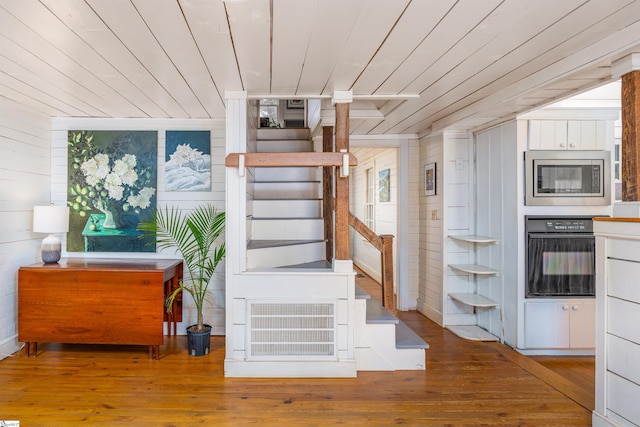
[33,204,69,264]
[33,205,69,233]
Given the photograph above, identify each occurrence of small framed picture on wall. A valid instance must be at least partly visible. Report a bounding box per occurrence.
[424,162,436,196]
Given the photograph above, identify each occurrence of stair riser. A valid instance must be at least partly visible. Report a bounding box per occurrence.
[254,182,320,199]
[254,167,318,182]
[246,242,326,269]
[257,128,310,140]
[252,219,324,240]
[257,140,313,152]
[253,200,321,218]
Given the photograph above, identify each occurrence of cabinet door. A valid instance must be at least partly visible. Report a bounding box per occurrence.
[567,120,608,150]
[569,301,595,348]
[524,302,570,348]
[528,120,568,150]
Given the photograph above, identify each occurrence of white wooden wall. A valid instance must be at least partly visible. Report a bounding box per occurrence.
[0,98,52,359]
[417,133,444,324]
[475,122,518,344]
[349,136,419,311]
[417,131,475,327]
[349,147,397,284]
[51,117,227,335]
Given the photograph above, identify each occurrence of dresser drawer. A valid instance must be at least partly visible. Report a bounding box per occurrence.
[607,334,640,385]
[607,238,640,263]
[606,372,640,424]
[608,258,640,304]
[608,297,640,345]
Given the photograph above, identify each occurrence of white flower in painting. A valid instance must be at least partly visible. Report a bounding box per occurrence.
[80,152,155,210]
[81,153,111,186]
[104,172,124,200]
[113,157,138,186]
[169,144,204,167]
[128,187,156,209]
[165,143,211,191]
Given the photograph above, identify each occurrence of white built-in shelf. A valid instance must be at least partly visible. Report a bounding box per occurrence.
[448,292,499,308]
[449,235,498,244]
[448,264,499,276]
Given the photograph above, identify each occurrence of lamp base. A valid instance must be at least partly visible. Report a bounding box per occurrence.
[41,234,61,264]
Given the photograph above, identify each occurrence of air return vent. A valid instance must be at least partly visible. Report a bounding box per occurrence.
[248,302,336,360]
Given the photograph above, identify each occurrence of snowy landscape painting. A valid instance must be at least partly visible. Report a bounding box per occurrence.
[165,130,211,192]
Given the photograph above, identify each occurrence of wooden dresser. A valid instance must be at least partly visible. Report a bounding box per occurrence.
[18,258,183,359]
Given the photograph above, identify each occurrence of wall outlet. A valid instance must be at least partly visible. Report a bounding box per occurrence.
[431,209,437,220]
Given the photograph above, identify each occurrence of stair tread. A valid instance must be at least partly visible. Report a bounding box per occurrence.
[247,239,325,249]
[277,260,332,269]
[255,180,320,184]
[255,198,322,201]
[365,298,398,324]
[395,320,430,349]
[252,217,322,221]
[355,284,371,300]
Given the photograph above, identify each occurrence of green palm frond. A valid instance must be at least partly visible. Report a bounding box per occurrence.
[137,204,225,331]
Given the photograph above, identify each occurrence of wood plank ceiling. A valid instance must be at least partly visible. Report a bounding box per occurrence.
[1,0,640,136]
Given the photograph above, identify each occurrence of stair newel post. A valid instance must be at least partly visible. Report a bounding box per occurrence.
[334,98,350,261]
[380,234,397,314]
[323,125,335,262]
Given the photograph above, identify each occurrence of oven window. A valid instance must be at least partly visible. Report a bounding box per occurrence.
[542,251,594,275]
[527,236,595,297]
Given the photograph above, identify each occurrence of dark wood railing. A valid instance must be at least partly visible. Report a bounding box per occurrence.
[348,212,396,314]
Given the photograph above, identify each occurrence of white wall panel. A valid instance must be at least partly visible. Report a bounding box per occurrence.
[0,97,51,359]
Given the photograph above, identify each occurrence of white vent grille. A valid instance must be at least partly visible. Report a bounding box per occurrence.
[248,302,336,360]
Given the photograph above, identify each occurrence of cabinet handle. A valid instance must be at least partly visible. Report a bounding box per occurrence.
[559,143,566,148]
[562,305,569,311]
[569,143,576,148]
[571,305,579,311]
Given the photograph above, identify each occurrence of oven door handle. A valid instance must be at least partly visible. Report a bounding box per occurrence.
[528,233,594,239]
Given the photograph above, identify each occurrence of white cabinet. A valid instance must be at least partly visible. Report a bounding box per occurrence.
[593,220,640,426]
[524,300,595,349]
[528,119,610,150]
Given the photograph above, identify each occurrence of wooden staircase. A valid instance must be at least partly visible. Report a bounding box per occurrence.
[247,128,328,270]
[238,127,428,373]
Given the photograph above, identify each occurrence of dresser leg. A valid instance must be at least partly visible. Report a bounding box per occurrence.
[25,342,37,357]
[148,345,159,360]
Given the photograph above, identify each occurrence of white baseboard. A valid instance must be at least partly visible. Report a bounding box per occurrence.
[0,335,22,361]
[416,299,443,326]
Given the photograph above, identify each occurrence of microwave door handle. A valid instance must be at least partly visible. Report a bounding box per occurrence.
[528,233,594,239]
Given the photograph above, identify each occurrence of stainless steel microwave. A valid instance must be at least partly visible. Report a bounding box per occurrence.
[525,150,611,206]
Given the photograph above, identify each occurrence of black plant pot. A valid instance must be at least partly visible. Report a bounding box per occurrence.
[187,324,212,356]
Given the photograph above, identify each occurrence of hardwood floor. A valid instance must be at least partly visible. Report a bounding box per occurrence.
[0,272,594,426]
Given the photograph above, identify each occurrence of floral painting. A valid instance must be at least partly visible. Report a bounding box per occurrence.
[67,130,157,252]
[165,130,211,191]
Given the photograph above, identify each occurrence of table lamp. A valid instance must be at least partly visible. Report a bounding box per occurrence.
[33,204,69,264]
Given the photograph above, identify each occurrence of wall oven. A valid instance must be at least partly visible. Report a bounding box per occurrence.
[525,150,611,206]
[525,216,603,298]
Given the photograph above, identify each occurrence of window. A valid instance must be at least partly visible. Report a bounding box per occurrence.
[364,167,375,231]
[259,99,279,127]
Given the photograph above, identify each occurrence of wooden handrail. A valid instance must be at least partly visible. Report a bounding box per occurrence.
[348,212,396,314]
[225,152,357,168]
[349,212,383,251]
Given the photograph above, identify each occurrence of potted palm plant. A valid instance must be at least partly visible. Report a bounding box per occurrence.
[138,204,225,356]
